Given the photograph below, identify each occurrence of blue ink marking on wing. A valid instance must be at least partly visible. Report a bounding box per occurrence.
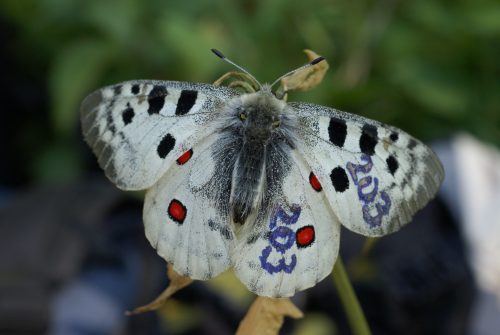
[346,154,373,184]
[269,205,301,229]
[346,154,391,228]
[270,226,295,254]
[357,176,378,203]
[362,191,391,227]
[259,246,297,274]
[259,205,301,274]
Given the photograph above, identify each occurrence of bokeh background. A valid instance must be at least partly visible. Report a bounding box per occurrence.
[0,0,499,334]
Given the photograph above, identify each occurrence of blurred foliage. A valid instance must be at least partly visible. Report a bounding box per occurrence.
[0,0,499,184]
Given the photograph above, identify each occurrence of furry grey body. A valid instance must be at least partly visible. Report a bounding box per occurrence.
[215,87,296,224]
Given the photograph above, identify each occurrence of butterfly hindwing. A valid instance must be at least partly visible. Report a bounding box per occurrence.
[143,133,235,280]
[291,102,444,236]
[233,148,340,297]
[81,80,237,190]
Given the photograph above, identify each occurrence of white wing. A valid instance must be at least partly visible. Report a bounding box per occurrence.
[291,102,444,237]
[143,133,235,280]
[232,148,340,297]
[80,80,238,190]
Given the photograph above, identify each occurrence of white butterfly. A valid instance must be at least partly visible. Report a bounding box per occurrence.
[80,50,444,298]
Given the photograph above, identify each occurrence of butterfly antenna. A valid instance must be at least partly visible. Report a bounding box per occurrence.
[270,56,326,89]
[211,48,262,90]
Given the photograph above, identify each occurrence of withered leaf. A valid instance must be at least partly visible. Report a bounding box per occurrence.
[280,49,329,93]
[236,297,303,335]
[126,264,193,315]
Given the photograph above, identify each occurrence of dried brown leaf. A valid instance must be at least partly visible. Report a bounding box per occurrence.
[126,264,193,315]
[236,297,303,335]
[281,49,329,93]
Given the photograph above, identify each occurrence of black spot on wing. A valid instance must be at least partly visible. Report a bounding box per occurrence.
[389,132,399,142]
[264,231,272,240]
[157,133,175,158]
[148,85,168,115]
[246,234,260,245]
[175,90,198,115]
[409,152,416,163]
[220,227,232,240]
[122,103,135,125]
[359,124,378,155]
[328,117,347,147]
[131,84,140,95]
[208,220,233,240]
[212,252,223,260]
[386,155,399,175]
[106,111,116,134]
[208,220,217,230]
[330,166,349,192]
[113,85,122,95]
[408,138,417,150]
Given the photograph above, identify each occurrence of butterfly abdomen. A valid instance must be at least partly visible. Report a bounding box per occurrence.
[232,141,267,224]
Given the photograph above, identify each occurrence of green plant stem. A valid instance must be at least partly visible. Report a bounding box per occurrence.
[332,256,372,335]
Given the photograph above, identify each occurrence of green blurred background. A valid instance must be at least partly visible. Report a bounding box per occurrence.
[0,0,499,185]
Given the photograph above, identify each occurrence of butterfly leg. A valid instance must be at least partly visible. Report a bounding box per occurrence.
[228,80,257,93]
[213,71,258,92]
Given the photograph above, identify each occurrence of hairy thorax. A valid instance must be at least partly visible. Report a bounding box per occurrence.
[223,89,295,225]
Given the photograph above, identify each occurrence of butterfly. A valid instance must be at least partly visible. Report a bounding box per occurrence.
[80,49,444,298]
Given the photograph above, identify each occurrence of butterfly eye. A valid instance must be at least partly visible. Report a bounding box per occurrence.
[239,112,247,121]
[272,120,281,128]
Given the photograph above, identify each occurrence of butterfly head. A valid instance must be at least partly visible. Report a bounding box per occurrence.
[235,89,286,143]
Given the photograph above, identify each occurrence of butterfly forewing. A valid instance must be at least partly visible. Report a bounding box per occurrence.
[80,80,238,190]
[291,102,444,236]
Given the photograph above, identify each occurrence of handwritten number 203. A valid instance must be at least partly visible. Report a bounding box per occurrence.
[259,206,301,274]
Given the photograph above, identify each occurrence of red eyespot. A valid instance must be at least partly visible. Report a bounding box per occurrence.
[168,199,187,224]
[296,226,315,248]
[309,172,322,192]
[176,149,193,165]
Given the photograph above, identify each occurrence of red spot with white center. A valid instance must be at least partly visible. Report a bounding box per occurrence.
[168,199,187,224]
[296,225,315,248]
[176,149,193,165]
[309,172,322,192]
